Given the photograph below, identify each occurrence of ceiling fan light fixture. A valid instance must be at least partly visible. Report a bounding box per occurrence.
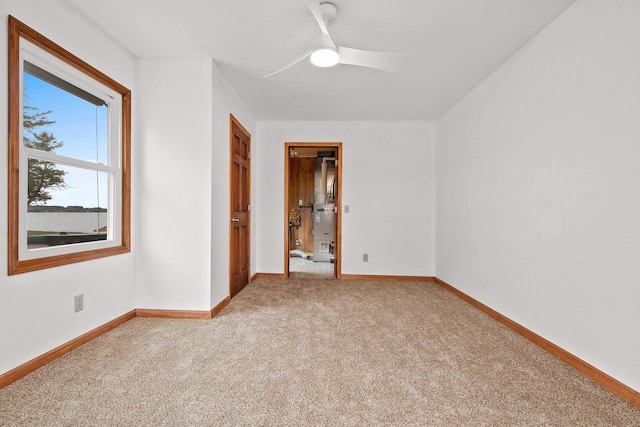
[263,0,407,78]
[310,47,339,67]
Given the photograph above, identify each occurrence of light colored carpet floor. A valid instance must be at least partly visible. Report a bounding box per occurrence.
[1,278,639,426]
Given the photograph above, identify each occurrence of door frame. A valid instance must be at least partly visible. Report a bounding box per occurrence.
[284,142,342,279]
[229,114,251,297]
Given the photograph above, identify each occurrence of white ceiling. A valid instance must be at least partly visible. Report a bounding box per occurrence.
[64,0,577,121]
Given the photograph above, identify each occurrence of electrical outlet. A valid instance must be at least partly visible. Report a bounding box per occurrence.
[74,294,84,312]
[344,205,350,213]
[363,253,368,262]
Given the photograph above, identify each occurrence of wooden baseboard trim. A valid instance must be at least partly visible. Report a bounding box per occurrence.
[253,273,286,280]
[135,308,212,319]
[136,296,231,320]
[254,273,435,282]
[7,278,637,409]
[1,296,234,389]
[0,310,135,389]
[434,277,640,408]
[0,297,234,390]
[211,296,230,317]
[341,274,435,282]
[0,296,231,388]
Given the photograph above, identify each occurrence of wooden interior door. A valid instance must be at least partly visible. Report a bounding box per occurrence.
[229,115,251,297]
[288,157,315,254]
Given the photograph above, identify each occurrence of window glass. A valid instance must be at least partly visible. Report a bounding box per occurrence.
[23,65,109,164]
[27,163,109,249]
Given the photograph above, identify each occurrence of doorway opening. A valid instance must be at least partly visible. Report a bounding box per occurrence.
[284,142,342,279]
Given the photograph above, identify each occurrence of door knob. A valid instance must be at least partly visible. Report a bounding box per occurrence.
[231,218,240,223]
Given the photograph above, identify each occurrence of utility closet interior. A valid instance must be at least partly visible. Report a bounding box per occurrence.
[288,147,336,279]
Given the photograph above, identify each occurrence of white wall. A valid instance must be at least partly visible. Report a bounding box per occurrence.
[256,121,436,277]
[210,60,256,308]
[134,58,255,311]
[0,0,136,374]
[436,0,640,391]
[134,59,214,311]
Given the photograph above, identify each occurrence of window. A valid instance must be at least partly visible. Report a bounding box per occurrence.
[8,16,131,274]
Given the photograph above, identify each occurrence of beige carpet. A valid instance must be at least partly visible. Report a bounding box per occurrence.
[1,278,639,426]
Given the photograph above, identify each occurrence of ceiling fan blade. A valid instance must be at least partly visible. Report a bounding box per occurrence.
[263,49,313,78]
[337,46,409,73]
[305,0,336,49]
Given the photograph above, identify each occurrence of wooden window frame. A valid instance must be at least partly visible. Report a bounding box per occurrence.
[8,16,131,275]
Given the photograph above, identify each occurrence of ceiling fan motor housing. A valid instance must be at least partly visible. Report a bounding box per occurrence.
[320,2,338,26]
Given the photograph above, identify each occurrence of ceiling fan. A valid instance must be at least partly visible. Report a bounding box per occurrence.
[264,0,409,78]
